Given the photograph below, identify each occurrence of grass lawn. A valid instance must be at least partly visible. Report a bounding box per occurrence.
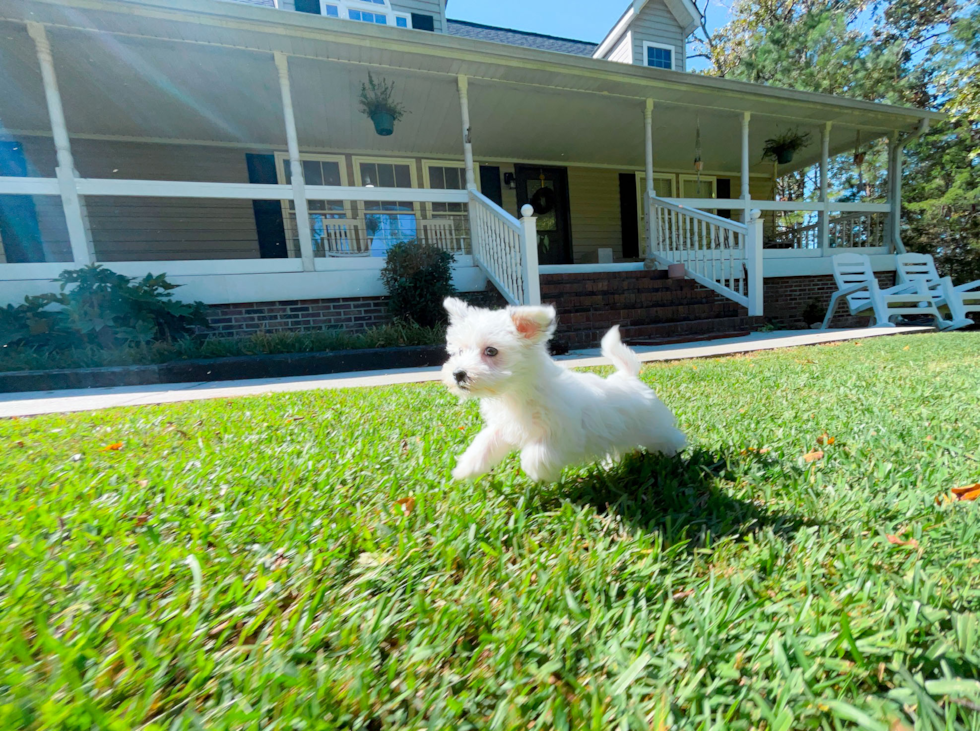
[2,332,980,730]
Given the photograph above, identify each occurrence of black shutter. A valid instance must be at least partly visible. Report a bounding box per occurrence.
[618,173,639,259]
[0,141,45,263]
[294,0,320,14]
[246,153,288,259]
[479,166,503,207]
[717,178,732,219]
[411,13,435,31]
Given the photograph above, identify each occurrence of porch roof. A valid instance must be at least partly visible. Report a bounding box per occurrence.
[0,0,942,175]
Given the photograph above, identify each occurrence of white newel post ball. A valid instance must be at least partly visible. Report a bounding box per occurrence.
[520,204,534,218]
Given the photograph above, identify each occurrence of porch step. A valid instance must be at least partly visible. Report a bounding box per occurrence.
[540,270,764,348]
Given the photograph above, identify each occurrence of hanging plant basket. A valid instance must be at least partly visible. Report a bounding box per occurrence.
[762,128,811,166]
[370,111,396,136]
[358,72,408,137]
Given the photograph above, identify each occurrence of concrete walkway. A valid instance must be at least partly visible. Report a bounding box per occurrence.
[0,327,930,418]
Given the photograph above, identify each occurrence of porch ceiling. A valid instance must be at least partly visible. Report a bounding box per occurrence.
[0,0,942,175]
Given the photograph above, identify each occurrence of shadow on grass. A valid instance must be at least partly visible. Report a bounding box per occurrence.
[538,448,813,551]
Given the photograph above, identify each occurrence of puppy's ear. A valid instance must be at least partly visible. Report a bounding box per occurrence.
[444,297,471,323]
[508,305,557,344]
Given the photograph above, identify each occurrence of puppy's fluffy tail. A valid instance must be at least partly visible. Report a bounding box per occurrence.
[601,325,641,377]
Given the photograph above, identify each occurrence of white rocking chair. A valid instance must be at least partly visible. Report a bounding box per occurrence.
[821,253,948,330]
[896,253,979,331]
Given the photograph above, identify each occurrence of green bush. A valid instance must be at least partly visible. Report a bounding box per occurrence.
[0,265,208,352]
[380,241,456,327]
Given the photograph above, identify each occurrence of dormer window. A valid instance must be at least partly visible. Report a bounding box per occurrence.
[319,0,412,28]
[643,42,674,70]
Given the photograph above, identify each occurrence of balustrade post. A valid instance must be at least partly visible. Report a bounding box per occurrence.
[746,209,764,317]
[520,204,540,306]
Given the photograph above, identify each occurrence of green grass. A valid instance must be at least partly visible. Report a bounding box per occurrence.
[2,332,980,730]
[0,321,445,372]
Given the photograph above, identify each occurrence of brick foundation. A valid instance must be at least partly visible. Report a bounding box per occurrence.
[764,272,896,329]
[201,286,508,338]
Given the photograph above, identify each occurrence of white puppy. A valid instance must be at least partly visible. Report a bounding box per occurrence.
[441,297,687,482]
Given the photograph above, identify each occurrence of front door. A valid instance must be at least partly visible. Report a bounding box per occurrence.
[515,165,572,265]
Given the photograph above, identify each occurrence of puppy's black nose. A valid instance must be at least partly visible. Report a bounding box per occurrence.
[453,369,468,384]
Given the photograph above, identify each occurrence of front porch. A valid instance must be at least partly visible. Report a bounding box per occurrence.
[0,0,939,341]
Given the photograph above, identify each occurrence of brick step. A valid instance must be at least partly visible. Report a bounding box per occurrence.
[541,279,695,297]
[540,269,668,286]
[549,290,728,310]
[559,316,765,349]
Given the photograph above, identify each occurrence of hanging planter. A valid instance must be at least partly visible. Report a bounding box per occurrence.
[358,72,408,137]
[762,129,811,165]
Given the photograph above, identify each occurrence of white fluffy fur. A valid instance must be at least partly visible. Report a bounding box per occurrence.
[441,297,687,482]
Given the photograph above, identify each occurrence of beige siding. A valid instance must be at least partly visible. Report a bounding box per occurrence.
[568,167,624,264]
[631,0,686,71]
[392,0,444,32]
[75,140,260,262]
[608,31,633,64]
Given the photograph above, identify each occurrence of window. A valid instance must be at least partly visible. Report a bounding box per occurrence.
[349,9,386,23]
[679,175,717,200]
[318,0,412,28]
[354,157,419,256]
[423,162,467,215]
[643,42,674,70]
[275,153,350,257]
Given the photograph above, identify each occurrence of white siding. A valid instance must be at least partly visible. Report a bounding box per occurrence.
[607,31,633,64]
[631,0,686,71]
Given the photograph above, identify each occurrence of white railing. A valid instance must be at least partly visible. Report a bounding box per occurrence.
[768,211,887,251]
[649,194,763,316]
[468,190,539,306]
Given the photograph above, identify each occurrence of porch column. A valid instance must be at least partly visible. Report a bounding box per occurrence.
[644,99,655,260]
[274,51,314,271]
[819,122,832,256]
[456,76,477,190]
[740,112,751,224]
[27,22,94,266]
[887,130,906,254]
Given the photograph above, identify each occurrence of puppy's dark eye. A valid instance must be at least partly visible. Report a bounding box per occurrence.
[484,347,498,357]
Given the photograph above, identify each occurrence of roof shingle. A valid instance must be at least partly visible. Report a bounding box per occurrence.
[446,19,597,57]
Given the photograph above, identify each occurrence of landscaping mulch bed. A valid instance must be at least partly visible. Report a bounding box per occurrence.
[0,345,447,393]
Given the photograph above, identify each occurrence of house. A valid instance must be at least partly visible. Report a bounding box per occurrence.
[0,0,941,345]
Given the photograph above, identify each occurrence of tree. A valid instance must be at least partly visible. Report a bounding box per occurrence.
[690,0,980,281]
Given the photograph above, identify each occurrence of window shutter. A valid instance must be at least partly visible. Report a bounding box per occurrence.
[294,0,320,14]
[479,166,503,207]
[246,154,288,259]
[618,173,639,259]
[411,13,435,31]
[717,178,732,219]
[0,141,45,263]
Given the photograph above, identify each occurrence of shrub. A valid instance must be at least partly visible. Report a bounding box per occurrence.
[0,265,208,352]
[380,241,456,327]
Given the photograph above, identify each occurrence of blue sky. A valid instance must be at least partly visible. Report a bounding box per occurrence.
[446,0,732,71]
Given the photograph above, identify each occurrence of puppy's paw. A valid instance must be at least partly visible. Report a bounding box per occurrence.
[451,455,483,481]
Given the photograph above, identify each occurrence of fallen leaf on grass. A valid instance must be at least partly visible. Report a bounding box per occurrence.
[740,447,770,455]
[102,442,123,451]
[394,497,416,515]
[951,483,980,502]
[886,534,919,548]
[803,450,824,463]
[816,433,836,446]
[672,589,694,601]
[137,479,149,488]
[133,513,151,527]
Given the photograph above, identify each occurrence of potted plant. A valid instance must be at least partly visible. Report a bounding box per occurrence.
[801,300,824,329]
[762,129,812,165]
[358,72,408,136]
